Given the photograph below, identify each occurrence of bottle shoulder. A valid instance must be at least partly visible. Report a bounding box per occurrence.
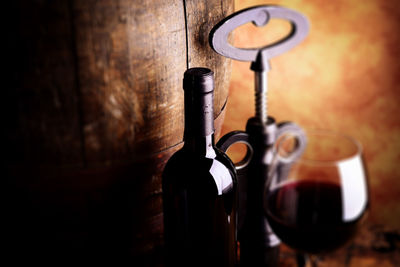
[164,147,234,170]
[162,148,236,196]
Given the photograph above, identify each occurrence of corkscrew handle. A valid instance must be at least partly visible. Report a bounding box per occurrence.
[274,121,307,164]
[210,5,309,124]
[217,130,252,172]
[266,121,307,188]
[217,119,307,264]
[209,5,309,62]
[216,122,307,172]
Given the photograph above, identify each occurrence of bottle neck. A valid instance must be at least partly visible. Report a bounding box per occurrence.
[183,134,216,158]
[183,89,216,157]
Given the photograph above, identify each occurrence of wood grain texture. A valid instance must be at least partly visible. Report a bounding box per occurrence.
[5,0,233,166]
[4,0,234,261]
[5,0,83,166]
[185,0,234,119]
[71,0,188,164]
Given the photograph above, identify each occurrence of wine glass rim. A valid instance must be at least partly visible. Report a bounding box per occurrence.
[296,128,363,165]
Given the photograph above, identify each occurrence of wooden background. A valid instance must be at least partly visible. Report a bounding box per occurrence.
[4,0,233,263]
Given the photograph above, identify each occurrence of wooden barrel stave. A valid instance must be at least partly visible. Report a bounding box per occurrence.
[5,0,234,261]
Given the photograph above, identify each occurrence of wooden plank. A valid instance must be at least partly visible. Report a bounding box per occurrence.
[4,0,83,166]
[185,0,234,119]
[5,0,233,165]
[72,0,187,164]
[4,0,234,262]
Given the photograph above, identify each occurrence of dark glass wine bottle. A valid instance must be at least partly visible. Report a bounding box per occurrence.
[162,68,237,266]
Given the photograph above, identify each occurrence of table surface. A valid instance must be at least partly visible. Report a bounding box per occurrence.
[278,223,400,267]
[150,222,399,266]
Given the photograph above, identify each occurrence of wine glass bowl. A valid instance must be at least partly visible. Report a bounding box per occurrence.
[264,130,369,255]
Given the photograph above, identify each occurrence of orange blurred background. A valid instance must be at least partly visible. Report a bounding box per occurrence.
[222,0,400,228]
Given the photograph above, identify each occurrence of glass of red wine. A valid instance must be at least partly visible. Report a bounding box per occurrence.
[264,130,369,266]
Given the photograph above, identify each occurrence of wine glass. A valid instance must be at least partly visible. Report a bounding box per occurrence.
[264,130,369,266]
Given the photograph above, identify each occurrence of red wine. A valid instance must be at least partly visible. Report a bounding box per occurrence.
[265,180,366,254]
[162,68,237,266]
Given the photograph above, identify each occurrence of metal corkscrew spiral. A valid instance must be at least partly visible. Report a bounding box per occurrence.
[255,70,268,124]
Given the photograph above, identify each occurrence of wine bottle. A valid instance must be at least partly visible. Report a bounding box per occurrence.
[162,68,237,266]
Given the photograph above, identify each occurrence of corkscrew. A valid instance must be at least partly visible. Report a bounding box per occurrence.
[209,5,309,266]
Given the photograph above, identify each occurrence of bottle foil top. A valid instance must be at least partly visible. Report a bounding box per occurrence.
[183,68,214,93]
